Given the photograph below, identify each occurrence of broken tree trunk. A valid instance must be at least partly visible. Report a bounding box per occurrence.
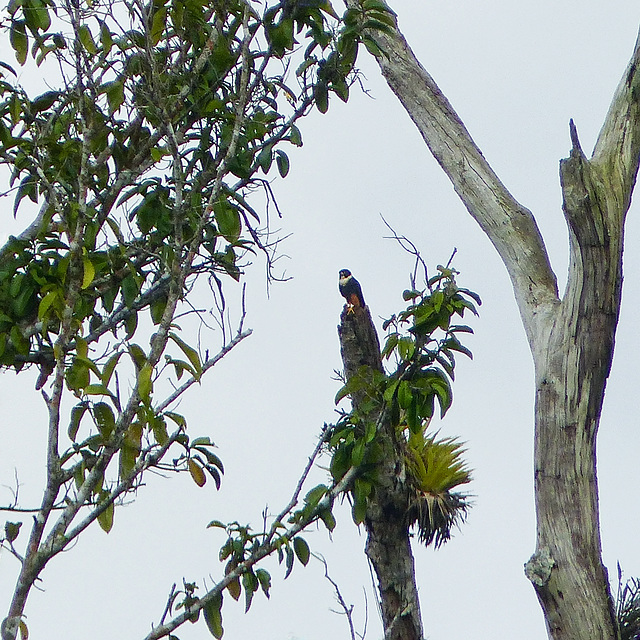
[338,304,423,640]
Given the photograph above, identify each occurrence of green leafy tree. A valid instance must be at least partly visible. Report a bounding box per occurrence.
[0,1,398,638]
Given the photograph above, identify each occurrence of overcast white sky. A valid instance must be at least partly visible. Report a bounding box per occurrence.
[2,2,640,639]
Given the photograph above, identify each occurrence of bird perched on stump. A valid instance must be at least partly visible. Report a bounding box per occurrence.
[339,269,366,312]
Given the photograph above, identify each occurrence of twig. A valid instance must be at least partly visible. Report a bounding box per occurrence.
[154,328,253,413]
[267,423,332,542]
[314,553,359,640]
[380,215,430,290]
[159,584,177,626]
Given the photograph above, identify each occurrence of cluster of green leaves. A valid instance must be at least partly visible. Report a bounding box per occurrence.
[381,265,480,432]
[288,482,337,534]
[183,519,317,639]
[405,431,471,547]
[0,0,346,507]
[331,266,479,535]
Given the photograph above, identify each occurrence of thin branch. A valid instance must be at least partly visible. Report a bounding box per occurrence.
[267,423,332,543]
[159,584,177,626]
[155,327,253,413]
[143,464,359,640]
[314,553,359,640]
[381,215,430,290]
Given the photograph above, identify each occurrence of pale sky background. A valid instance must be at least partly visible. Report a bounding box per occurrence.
[2,2,640,639]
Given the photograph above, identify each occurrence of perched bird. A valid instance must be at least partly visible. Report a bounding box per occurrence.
[339,269,366,310]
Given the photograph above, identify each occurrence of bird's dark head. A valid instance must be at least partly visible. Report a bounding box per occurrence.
[339,269,352,279]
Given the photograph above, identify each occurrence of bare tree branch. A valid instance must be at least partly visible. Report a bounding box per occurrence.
[592,26,640,213]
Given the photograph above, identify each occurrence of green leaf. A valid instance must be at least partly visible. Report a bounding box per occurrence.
[168,357,196,380]
[275,150,289,177]
[150,6,167,45]
[352,497,367,525]
[97,498,114,533]
[93,402,115,440]
[104,80,125,114]
[443,335,473,359]
[194,447,224,473]
[9,93,21,125]
[137,363,153,401]
[10,20,28,65]
[354,478,372,504]
[4,520,22,543]
[334,383,349,404]
[66,358,90,393]
[69,402,89,441]
[119,442,138,480]
[125,311,138,339]
[38,289,61,321]
[397,380,413,409]
[362,35,383,58]
[284,545,294,579]
[364,420,377,443]
[403,289,421,301]
[293,537,310,566]
[121,273,140,308]
[381,332,398,359]
[100,20,113,55]
[128,343,147,370]
[351,438,365,466]
[14,173,38,216]
[319,508,336,532]
[84,384,113,397]
[288,124,303,147]
[101,352,121,387]
[150,294,168,324]
[255,568,271,598]
[78,24,97,54]
[304,484,327,508]
[383,379,399,404]
[332,79,349,103]
[81,254,95,289]
[188,458,206,487]
[397,336,415,361]
[314,81,329,113]
[151,415,169,445]
[164,411,186,429]
[203,592,223,638]
[458,287,482,306]
[169,333,202,380]
[257,145,273,173]
[213,200,241,242]
[242,571,258,612]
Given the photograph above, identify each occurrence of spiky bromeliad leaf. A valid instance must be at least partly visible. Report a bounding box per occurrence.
[616,567,640,640]
[405,432,472,548]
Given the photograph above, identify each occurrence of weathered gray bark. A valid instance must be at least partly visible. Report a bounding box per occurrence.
[338,305,423,640]
[346,3,640,639]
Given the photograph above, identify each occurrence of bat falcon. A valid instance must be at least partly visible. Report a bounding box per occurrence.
[339,269,366,310]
